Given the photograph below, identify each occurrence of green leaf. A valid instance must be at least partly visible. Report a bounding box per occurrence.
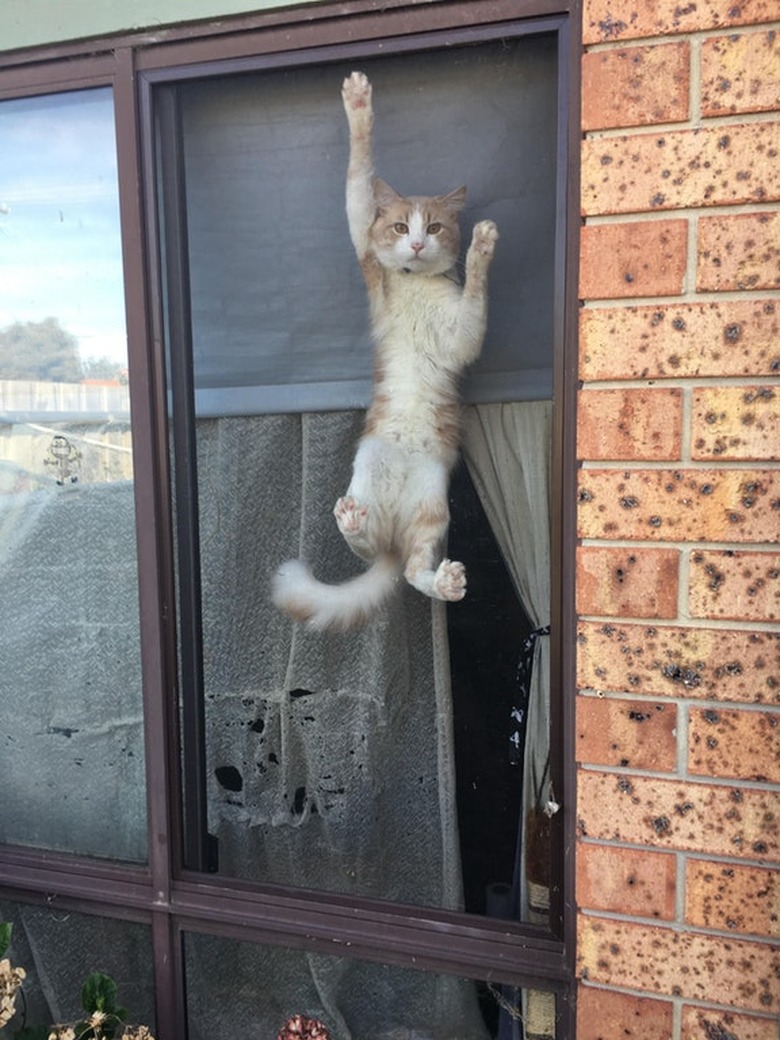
[0,921,11,958]
[81,972,119,1014]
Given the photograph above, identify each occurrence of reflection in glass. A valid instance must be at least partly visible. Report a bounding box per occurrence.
[0,900,155,1033]
[0,89,146,861]
[184,930,558,1040]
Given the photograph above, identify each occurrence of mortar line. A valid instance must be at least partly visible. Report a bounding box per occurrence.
[578,761,780,793]
[577,835,778,872]
[578,690,780,716]
[582,20,780,53]
[579,458,780,470]
[579,537,780,552]
[580,286,780,307]
[579,374,780,389]
[675,851,686,928]
[680,383,693,463]
[582,201,780,229]
[689,33,702,129]
[676,698,690,778]
[581,906,779,945]
[576,612,780,633]
[583,106,780,139]
[677,546,692,624]
[686,209,699,297]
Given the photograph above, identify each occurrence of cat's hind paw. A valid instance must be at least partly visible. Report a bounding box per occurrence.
[342,71,372,117]
[471,220,499,259]
[433,559,467,602]
[334,495,368,535]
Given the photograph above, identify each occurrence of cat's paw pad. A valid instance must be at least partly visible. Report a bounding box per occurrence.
[471,220,499,258]
[342,71,372,113]
[433,559,467,602]
[334,495,368,534]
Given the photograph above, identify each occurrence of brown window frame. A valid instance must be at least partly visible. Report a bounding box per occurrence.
[0,2,581,1037]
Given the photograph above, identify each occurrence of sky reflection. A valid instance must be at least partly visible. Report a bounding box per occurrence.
[0,87,127,364]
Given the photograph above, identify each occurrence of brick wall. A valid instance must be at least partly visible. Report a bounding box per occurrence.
[575,2,779,1038]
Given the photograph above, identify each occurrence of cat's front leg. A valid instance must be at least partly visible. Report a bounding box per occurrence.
[452,219,499,365]
[342,70,373,139]
[342,72,375,259]
[464,219,499,295]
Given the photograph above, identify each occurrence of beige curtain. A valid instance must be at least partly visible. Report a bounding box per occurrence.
[463,399,555,1040]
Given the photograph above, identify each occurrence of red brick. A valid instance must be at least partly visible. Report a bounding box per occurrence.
[697,212,780,292]
[579,299,780,381]
[685,860,779,937]
[577,770,778,860]
[583,0,777,44]
[582,43,689,130]
[577,621,780,704]
[701,30,780,117]
[689,549,780,623]
[582,124,780,216]
[692,385,779,461]
[577,842,676,919]
[682,1008,778,1040]
[578,388,683,461]
[576,546,680,619]
[580,220,687,299]
[682,1007,778,1040]
[577,468,780,543]
[577,695,677,770]
[577,914,778,1011]
[688,707,780,783]
[577,985,673,1040]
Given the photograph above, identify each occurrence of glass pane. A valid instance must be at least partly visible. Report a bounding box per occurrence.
[184,930,558,1040]
[0,899,155,1035]
[164,40,555,920]
[0,89,146,861]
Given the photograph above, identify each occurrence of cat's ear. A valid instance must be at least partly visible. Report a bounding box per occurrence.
[373,177,403,212]
[437,185,467,212]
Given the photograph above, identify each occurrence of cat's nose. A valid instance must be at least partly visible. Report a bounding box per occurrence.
[411,241,425,254]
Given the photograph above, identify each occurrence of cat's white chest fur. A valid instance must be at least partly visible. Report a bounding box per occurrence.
[369,271,461,450]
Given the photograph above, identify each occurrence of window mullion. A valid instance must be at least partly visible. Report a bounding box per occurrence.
[155,85,216,877]
[115,49,190,1040]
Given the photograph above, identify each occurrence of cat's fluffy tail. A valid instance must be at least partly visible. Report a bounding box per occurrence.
[272,554,401,632]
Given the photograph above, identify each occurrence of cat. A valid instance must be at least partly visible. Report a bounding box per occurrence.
[272,70,498,632]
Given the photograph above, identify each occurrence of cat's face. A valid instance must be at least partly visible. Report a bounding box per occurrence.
[369,179,465,276]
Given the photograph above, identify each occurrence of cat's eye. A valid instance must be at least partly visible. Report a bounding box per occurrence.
[427,222,442,234]
[393,222,409,235]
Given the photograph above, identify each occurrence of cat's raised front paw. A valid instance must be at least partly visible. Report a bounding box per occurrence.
[342,71,372,117]
[334,495,368,535]
[433,559,467,602]
[471,220,499,258]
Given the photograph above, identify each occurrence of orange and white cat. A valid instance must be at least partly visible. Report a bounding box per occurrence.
[273,71,498,631]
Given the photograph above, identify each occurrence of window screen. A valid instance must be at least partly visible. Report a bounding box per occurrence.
[179,36,557,416]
